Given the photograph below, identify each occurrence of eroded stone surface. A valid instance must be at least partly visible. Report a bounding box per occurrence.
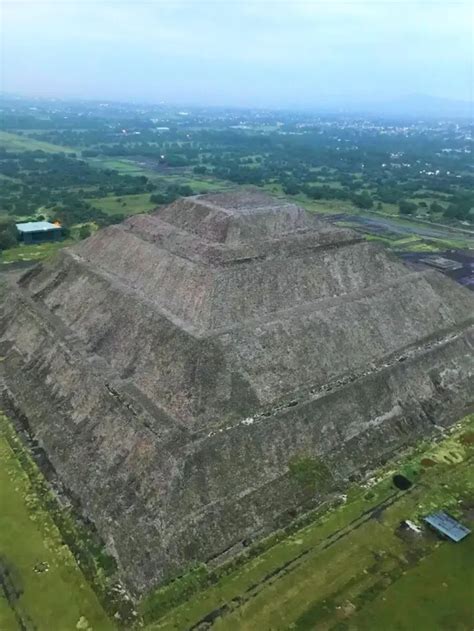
[0,192,472,593]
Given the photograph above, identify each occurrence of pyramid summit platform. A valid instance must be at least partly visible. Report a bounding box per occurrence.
[0,192,472,593]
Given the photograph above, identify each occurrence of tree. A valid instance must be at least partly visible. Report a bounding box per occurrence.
[305,186,323,200]
[79,225,92,240]
[150,193,169,205]
[177,184,194,197]
[352,192,374,210]
[377,187,401,204]
[283,180,300,196]
[0,219,18,249]
[429,201,444,214]
[399,200,417,215]
[443,204,472,221]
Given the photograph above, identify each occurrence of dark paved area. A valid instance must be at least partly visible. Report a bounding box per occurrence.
[399,250,474,291]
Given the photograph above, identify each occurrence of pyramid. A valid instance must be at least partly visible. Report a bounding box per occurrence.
[0,191,472,593]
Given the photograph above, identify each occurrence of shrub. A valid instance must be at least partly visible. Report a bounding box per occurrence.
[288,455,332,490]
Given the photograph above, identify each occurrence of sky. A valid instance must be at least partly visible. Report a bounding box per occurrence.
[1,0,473,108]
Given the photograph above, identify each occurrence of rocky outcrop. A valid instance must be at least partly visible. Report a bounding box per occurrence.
[0,192,472,593]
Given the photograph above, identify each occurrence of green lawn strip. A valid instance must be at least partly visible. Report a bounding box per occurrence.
[87,157,165,180]
[0,596,19,631]
[390,235,420,245]
[144,487,395,626]
[290,195,473,240]
[87,193,156,216]
[0,422,114,630]
[88,163,231,194]
[144,487,392,629]
[176,177,230,193]
[0,240,74,264]
[367,212,473,238]
[350,527,474,630]
[294,197,354,215]
[148,416,473,630]
[148,173,233,193]
[363,236,445,253]
[220,522,403,631]
[364,235,396,245]
[0,131,75,154]
[216,455,473,630]
[392,236,472,252]
[0,413,136,627]
[88,158,149,175]
[392,240,444,253]
[422,236,473,250]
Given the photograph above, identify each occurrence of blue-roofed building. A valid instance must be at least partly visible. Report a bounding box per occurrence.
[423,511,471,542]
[16,221,62,244]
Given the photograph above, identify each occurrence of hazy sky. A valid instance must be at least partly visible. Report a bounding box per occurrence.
[1,0,473,107]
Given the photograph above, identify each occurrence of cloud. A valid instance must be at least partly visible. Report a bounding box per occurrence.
[1,0,472,105]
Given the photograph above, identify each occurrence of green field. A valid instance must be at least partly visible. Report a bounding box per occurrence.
[1,397,473,631]
[364,234,452,253]
[0,240,74,264]
[165,176,231,193]
[0,415,113,631]
[0,131,74,154]
[88,158,233,194]
[365,233,472,253]
[350,534,474,630]
[145,415,474,630]
[88,157,151,176]
[88,193,157,216]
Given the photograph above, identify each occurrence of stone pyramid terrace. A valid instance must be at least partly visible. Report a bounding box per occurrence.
[0,192,472,592]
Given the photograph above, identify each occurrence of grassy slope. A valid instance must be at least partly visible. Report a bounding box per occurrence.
[0,240,74,264]
[0,131,74,154]
[148,416,474,631]
[0,417,113,631]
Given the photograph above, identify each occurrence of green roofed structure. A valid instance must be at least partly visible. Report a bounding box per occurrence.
[16,221,62,243]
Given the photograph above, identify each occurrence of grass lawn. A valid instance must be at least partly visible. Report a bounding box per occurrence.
[0,415,113,631]
[0,240,74,264]
[392,239,445,253]
[146,415,474,630]
[88,157,150,175]
[176,177,231,193]
[88,193,156,216]
[148,173,232,194]
[350,532,474,630]
[262,182,285,196]
[365,235,444,253]
[89,157,233,193]
[0,131,74,154]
